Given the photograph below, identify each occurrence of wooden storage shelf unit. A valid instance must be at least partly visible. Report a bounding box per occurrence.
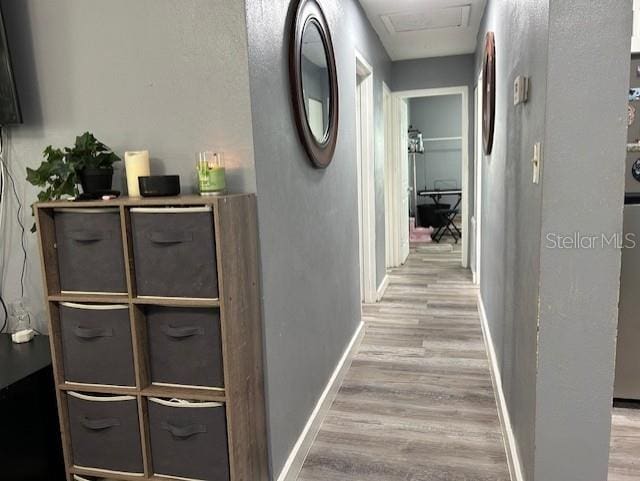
[48,294,131,304]
[34,194,268,481]
[131,297,221,308]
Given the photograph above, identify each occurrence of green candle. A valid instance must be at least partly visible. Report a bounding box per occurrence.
[208,166,226,192]
[197,151,226,195]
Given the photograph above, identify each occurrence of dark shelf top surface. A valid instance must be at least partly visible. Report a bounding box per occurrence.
[0,334,52,391]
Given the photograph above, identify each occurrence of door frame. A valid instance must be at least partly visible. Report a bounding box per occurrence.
[398,98,410,265]
[473,71,483,284]
[385,93,409,268]
[390,86,470,268]
[383,81,394,269]
[355,50,377,304]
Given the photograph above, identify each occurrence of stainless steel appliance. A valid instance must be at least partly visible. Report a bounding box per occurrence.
[614,56,640,400]
[615,198,640,399]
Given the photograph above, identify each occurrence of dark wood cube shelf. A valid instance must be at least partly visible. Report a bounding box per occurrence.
[34,194,268,481]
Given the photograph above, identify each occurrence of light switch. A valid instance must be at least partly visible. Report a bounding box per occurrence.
[514,75,529,105]
[532,142,542,184]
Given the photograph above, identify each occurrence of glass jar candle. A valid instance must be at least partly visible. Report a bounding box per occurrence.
[197,151,226,195]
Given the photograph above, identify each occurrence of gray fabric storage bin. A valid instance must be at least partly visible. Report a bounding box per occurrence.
[130,207,218,299]
[147,306,224,389]
[59,302,135,387]
[148,398,229,481]
[54,209,127,294]
[66,392,143,474]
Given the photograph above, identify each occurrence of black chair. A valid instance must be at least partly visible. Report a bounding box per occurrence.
[417,203,450,229]
[432,208,461,243]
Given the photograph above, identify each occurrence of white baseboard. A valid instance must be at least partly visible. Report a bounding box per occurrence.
[376,275,390,301]
[477,294,525,481]
[276,321,365,481]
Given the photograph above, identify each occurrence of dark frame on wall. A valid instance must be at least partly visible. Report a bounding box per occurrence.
[482,32,496,155]
[289,0,339,169]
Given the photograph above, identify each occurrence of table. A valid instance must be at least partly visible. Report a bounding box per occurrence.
[417,189,462,242]
[0,334,65,481]
[417,189,463,210]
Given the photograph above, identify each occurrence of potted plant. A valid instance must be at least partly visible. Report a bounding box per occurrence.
[26,132,121,201]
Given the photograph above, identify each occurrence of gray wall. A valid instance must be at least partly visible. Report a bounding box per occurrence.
[244,0,390,475]
[409,95,462,212]
[534,1,630,480]
[476,1,630,480]
[0,0,256,332]
[474,0,549,477]
[391,54,475,93]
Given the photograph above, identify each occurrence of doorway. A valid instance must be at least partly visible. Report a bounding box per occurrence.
[355,51,376,304]
[387,87,470,268]
[473,72,483,284]
[384,93,410,269]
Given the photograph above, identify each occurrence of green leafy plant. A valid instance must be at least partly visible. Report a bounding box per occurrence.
[26,132,121,202]
[26,132,121,232]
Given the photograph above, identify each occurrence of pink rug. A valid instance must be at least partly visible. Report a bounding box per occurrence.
[409,217,433,243]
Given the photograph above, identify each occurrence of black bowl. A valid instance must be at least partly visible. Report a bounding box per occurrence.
[138,175,181,197]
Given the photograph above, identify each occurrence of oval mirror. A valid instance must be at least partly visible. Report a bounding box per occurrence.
[301,21,330,143]
[482,32,496,155]
[290,0,339,169]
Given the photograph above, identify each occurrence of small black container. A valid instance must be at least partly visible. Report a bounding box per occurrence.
[138,175,181,197]
[79,167,114,194]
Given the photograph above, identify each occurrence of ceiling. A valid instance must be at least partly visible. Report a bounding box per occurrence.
[302,23,328,68]
[359,0,487,61]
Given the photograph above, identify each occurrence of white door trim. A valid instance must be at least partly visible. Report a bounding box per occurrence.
[355,51,377,304]
[384,95,409,268]
[392,86,470,269]
[383,81,394,270]
[473,71,483,285]
[398,98,410,264]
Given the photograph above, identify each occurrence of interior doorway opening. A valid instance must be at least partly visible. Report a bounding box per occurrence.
[473,71,483,284]
[386,87,470,268]
[355,51,376,304]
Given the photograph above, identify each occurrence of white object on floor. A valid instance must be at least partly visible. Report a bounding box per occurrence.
[11,328,35,344]
[74,475,119,481]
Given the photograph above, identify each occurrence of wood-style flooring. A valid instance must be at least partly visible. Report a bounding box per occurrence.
[297,242,510,481]
[610,405,640,480]
[295,240,640,480]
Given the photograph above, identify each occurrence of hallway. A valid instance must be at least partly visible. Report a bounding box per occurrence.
[297,244,510,481]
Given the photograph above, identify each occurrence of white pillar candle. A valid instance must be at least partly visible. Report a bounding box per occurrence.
[124,150,150,197]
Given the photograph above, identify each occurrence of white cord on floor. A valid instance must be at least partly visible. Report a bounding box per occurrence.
[0,126,5,240]
[0,126,6,281]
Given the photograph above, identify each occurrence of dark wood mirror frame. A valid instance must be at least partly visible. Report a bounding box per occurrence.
[289,0,339,169]
[482,32,496,155]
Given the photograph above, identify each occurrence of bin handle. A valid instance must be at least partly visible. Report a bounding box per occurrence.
[68,229,109,242]
[80,416,121,431]
[148,231,193,245]
[161,324,203,339]
[161,421,207,439]
[73,326,114,339]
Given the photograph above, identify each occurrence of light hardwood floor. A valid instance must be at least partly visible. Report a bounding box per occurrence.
[610,405,640,480]
[297,242,510,481]
[295,241,640,480]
